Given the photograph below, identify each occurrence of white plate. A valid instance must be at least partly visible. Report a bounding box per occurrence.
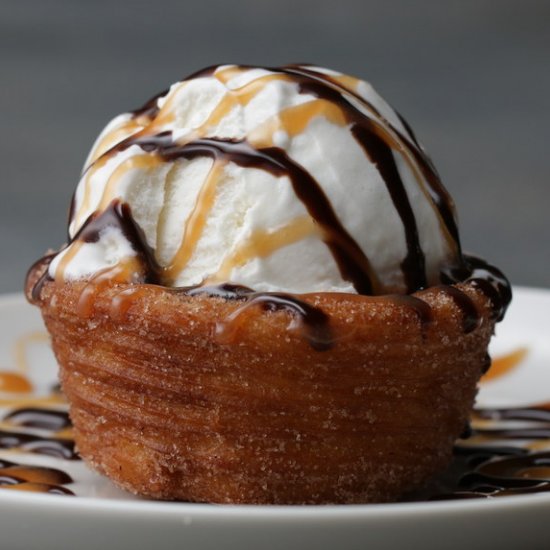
[0,288,549,550]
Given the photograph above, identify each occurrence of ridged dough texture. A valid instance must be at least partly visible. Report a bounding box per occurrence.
[36,281,494,504]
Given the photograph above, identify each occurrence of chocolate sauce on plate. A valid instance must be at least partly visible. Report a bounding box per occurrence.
[0,429,77,460]
[3,408,71,431]
[0,457,74,495]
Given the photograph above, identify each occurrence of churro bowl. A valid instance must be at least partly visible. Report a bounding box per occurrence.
[26,64,510,504]
[30,270,497,504]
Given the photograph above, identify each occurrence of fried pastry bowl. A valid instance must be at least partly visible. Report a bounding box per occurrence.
[25,64,510,504]
[30,271,495,504]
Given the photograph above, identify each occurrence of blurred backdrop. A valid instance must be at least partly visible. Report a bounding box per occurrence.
[1,0,548,293]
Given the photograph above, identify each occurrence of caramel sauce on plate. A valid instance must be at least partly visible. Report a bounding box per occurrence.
[482,348,529,382]
[0,455,74,495]
[0,373,33,394]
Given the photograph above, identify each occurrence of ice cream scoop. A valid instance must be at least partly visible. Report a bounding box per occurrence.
[49,64,462,295]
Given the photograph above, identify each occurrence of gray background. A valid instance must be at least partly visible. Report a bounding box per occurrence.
[1,0,549,294]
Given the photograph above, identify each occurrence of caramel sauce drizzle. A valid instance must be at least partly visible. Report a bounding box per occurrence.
[248,99,347,145]
[85,84,173,167]
[97,154,164,212]
[108,285,157,322]
[74,154,112,230]
[88,119,143,166]
[95,134,380,294]
[163,160,226,283]
[76,261,144,319]
[212,216,321,282]
[52,240,84,284]
[207,71,296,128]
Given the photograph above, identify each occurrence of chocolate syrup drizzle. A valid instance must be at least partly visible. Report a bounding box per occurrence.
[26,253,58,304]
[2,409,75,459]
[351,124,426,292]
[3,408,71,431]
[74,201,161,285]
[239,293,332,351]
[27,64,512,349]
[175,284,332,351]
[434,285,480,333]
[281,64,461,254]
[0,430,77,460]
[441,254,511,322]
[423,402,550,500]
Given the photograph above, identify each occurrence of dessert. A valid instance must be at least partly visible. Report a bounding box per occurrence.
[26,64,511,504]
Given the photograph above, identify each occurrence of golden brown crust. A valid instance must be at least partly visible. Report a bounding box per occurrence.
[34,276,495,504]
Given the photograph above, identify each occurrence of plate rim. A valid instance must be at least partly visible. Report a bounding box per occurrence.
[0,486,549,520]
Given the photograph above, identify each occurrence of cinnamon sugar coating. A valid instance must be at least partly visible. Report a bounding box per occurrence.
[32,275,495,504]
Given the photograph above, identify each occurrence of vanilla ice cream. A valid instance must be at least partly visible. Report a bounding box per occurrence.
[48,64,462,295]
